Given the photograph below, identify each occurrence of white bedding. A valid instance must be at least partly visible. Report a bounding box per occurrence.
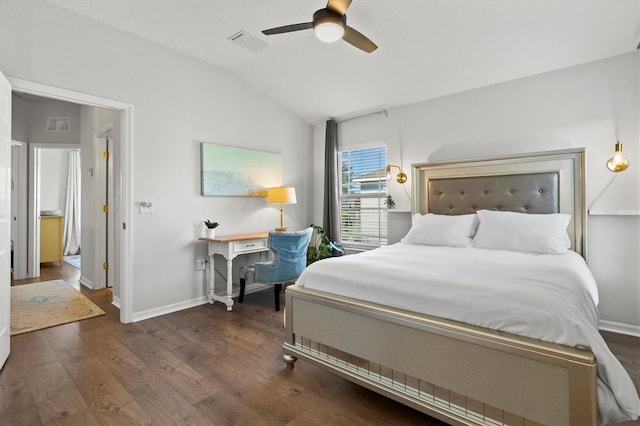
[297,243,640,424]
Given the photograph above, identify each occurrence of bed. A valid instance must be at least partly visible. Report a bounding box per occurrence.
[282,149,640,425]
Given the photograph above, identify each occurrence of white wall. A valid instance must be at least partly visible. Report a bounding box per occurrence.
[39,148,69,212]
[11,95,27,141]
[0,0,313,315]
[12,97,82,213]
[27,98,81,144]
[11,95,81,144]
[314,53,640,329]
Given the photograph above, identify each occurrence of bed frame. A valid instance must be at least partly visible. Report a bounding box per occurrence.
[283,149,598,425]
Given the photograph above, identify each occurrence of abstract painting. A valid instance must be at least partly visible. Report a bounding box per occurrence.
[201,142,282,196]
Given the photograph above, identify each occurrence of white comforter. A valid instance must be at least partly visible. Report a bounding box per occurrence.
[296,243,640,424]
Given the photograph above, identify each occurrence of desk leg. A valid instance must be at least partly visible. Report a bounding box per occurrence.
[208,254,215,304]
[225,259,234,311]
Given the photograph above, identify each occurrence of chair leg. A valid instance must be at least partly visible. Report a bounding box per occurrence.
[274,284,282,311]
[239,278,245,303]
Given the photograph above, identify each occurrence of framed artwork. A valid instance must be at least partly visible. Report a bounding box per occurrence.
[201,142,282,196]
[46,116,70,132]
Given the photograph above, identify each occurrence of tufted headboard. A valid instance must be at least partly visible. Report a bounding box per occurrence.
[411,149,586,257]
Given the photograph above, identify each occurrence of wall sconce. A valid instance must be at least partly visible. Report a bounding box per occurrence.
[606,142,629,172]
[266,187,297,231]
[386,164,407,184]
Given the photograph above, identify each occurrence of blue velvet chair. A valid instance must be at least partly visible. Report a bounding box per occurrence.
[239,227,313,311]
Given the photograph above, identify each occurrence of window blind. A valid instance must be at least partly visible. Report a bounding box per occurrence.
[339,146,387,247]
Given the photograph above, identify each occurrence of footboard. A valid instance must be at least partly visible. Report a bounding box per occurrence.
[283,285,598,426]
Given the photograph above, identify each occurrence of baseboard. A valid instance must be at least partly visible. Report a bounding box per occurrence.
[131,296,208,322]
[112,295,121,309]
[79,275,94,289]
[599,320,640,337]
[128,297,640,336]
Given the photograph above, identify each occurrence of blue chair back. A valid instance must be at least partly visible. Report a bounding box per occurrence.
[254,227,313,284]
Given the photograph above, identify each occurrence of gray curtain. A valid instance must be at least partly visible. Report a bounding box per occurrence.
[323,119,341,242]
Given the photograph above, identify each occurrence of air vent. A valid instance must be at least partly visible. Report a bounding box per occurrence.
[228,30,269,53]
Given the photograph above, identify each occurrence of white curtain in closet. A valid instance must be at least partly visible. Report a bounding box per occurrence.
[63,150,81,255]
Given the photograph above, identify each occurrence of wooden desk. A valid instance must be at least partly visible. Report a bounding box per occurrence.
[199,232,270,311]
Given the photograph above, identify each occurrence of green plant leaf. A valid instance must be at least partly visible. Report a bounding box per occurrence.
[307,224,343,265]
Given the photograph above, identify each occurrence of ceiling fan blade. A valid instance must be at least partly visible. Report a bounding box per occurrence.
[343,26,378,53]
[262,22,313,35]
[327,0,352,15]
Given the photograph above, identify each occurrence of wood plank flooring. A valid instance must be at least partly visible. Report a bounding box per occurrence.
[3,263,639,425]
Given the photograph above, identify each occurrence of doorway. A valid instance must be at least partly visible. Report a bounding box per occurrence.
[24,143,82,280]
[9,78,133,323]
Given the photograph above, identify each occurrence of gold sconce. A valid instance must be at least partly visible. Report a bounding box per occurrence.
[606,142,629,172]
[386,164,407,184]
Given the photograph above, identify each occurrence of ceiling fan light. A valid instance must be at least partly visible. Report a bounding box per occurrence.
[314,21,345,42]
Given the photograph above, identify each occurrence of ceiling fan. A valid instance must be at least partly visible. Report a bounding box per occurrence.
[261,0,378,53]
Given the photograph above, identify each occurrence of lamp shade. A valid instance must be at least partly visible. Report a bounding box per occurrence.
[266,187,297,204]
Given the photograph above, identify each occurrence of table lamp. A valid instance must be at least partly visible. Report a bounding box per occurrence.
[266,187,297,232]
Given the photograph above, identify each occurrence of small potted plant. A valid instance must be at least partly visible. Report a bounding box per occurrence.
[385,195,395,209]
[204,220,219,238]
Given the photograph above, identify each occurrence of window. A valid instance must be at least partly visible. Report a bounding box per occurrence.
[339,146,387,247]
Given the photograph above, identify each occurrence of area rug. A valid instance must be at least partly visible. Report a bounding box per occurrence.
[63,254,81,269]
[11,280,105,335]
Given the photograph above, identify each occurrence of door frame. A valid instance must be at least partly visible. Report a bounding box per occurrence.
[29,143,81,278]
[9,78,134,323]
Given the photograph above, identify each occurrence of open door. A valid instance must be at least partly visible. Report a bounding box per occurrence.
[0,70,12,369]
[98,135,114,288]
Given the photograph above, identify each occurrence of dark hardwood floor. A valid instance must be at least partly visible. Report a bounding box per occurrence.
[3,263,639,425]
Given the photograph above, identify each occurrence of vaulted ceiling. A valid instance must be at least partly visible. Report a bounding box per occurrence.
[48,0,639,123]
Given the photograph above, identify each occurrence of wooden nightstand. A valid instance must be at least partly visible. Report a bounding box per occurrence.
[40,215,63,265]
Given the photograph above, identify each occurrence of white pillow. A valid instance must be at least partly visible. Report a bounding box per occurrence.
[472,209,571,254]
[401,213,477,247]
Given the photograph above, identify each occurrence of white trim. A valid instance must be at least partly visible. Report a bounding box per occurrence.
[28,144,40,277]
[79,275,94,289]
[112,295,121,309]
[9,79,132,110]
[119,106,133,323]
[335,105,390,123]
[131,297,208,323]
[10,140,28,279]
[599,320,640,337]
[588,209,640,216]
[342,245,371,255]
[31,143,82,279]
[337,140,387,154]
[9,77,134,324]
[31,143,79,150]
